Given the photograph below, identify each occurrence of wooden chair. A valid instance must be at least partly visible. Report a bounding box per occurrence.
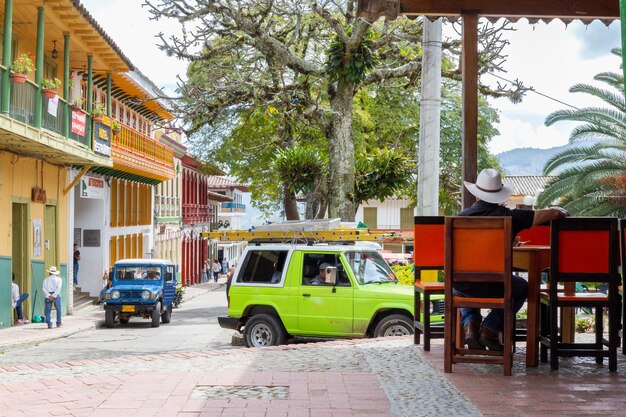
[539,217,620,371]
[516,224,550,246]
[444,216,514,376]
[413,216,445,351]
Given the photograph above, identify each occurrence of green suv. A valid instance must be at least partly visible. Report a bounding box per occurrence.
[218,244,418,347]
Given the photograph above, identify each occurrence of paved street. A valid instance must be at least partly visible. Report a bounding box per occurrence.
[0,285,234,365]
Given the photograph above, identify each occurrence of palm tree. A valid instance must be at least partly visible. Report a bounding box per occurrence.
[537,49,626,217]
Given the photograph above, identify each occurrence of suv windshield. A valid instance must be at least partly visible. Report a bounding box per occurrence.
[344,251,397,284]
[116,266,162,281]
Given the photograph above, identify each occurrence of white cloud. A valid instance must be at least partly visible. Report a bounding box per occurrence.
[489,115,570,154]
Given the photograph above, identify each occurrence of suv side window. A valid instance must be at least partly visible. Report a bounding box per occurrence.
[238,250,288,284]
[302,253,350,286]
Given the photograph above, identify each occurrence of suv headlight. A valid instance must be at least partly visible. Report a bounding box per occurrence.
[141,290,151,300]
[111,290,120,300]
[429,301,436,314]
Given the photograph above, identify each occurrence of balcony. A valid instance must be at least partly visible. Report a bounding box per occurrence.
[110,123,176,182]
[220,202,246,216]
[182,203,210,225]
[0,66,108,166]
[155,195,181,218]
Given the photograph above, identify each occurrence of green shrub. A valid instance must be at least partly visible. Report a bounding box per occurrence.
[575,316,594,333]
[391,264,413,286]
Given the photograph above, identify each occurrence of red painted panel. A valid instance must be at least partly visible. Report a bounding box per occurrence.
[558,230,609,273]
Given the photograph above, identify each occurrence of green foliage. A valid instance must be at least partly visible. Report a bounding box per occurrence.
[273,147,325,193]
[575,316,595,333]
[42,77,61,90]
[390,264,413,286]
[12,52,35,74]
[326,27,377,85]
[537,49,626,217]
[353,147,415,207]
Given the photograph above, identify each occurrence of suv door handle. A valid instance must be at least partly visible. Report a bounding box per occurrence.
[302,293,311,297]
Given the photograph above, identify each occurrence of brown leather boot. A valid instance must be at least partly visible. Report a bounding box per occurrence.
[464,322,483,350]
[479,327,504,351]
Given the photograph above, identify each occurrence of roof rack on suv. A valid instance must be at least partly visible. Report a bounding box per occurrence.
[202,219,395,243]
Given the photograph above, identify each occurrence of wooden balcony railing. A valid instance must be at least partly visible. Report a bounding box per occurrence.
[182,203,210,224]
[112,123,174,169]
[155,195,181,218]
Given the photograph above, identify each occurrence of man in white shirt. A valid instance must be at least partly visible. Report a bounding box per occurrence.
[11,273,29,324]
[42,266,63,329]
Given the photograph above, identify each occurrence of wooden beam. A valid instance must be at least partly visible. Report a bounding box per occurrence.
[63,165,92,196]
[461,12,478,210]
[395,0,619,19]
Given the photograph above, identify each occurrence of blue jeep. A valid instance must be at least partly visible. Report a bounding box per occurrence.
[103,259,178,328]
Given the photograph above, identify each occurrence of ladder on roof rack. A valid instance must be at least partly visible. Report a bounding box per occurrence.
[202,229,394,242]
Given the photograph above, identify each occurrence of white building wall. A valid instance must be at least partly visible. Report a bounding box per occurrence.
[355,199,411,229]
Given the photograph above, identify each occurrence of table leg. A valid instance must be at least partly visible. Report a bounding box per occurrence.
[525,258,540,367]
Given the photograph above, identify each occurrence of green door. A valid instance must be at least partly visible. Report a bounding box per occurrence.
[44,205,57,271]
[297,253,354,336]
[11,203,28,324]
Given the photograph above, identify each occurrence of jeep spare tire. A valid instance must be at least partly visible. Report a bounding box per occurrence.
[374,314,413,337]
[244,314,286,347]
[151,302,161,328]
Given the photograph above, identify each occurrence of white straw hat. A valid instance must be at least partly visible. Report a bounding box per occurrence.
[463,169,513,204]
[47,266,60,275]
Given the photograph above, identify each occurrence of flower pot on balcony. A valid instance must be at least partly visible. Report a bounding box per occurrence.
[43,89,57,100]
[112,127,121,135]
[93,115,103,123]
[11,73,27,84]
[70,104,82,112]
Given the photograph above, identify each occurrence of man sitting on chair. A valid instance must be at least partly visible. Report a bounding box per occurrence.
[457,169,569,351]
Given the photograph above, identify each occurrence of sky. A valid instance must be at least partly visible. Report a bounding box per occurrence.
[81,1,623,156]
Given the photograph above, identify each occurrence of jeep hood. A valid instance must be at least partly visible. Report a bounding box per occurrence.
[357,283,413,299]
[110,283,162,292]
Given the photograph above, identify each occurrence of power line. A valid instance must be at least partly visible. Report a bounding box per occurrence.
[488,72,580,110]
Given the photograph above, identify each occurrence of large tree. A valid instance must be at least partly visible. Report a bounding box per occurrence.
[537,49,626,217]
[145,0,522,220]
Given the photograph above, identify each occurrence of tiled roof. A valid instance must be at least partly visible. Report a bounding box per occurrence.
[208,191,233,202]
[504,175,555,197]
[207,176,249,192]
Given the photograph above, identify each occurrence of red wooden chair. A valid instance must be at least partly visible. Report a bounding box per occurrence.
[539,217,620,371]
[618,219,626,353]
[444,216,514,376]
[413,216,445,351]
[516,224,550,246]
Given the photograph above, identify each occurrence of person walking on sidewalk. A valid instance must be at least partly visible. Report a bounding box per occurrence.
[213,260,221,282]
[11,273,29,325]
[73,243,81,288]
[43,266,63,329]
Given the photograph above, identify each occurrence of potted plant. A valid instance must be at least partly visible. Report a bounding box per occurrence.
[41,77,61,99]
[111,120,121,135]
[70,97,84,112]
[92,103,105,123]
[10,52,35,84]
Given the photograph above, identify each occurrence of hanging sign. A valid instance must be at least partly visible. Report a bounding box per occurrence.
[93,115,111,157]
[71,110,86,136]
[48,95,59,116]
[80,175,106,199]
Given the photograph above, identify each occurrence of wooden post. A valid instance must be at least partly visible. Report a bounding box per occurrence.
[461,12,478,210]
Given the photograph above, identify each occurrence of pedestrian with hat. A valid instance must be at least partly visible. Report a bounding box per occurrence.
[43,266,63,329]
[456,168,569,351]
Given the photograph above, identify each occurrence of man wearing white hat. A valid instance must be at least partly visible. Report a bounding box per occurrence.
[457,169,569,351]
[42,266,63,329]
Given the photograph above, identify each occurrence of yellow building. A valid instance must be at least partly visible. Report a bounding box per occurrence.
[0,1,174,328]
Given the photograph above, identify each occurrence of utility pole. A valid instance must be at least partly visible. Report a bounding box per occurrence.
[417,17,442,216]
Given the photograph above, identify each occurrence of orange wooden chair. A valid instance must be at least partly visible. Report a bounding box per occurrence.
[413,216,445,351]
[444,216,514,376]
[539,217,620,371]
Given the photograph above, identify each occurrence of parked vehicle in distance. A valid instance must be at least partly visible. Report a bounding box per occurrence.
[103,259,177,328]
[218,244,418,347]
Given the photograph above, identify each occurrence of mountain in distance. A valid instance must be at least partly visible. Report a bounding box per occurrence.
[496,143,576,176]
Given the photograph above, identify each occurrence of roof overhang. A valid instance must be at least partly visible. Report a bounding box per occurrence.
[208,191,233,202]
[357,0,620,22]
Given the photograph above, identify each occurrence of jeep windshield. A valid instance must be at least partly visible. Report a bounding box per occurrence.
[344,251,397,284]
[115,265,162,281]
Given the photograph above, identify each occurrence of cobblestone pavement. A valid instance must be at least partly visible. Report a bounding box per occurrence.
[0,337,480,417]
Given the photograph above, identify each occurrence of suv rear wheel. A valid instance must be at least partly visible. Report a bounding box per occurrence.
[244,314,286,347]
[374,314,413,337]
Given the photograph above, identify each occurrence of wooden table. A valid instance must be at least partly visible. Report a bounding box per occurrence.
[513,245,550,367]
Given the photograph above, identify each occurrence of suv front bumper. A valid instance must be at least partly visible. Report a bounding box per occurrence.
[104,303,156,313]
[218,316,239,330]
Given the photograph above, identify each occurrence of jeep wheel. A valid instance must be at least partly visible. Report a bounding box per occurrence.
[244,314,286,347]
[161,305,172,324]
[105,310,115,328]
[151,302,161,328]
[374,314,413,338]
[119,317,129,325]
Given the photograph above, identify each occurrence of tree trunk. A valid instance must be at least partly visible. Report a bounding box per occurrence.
[283,185,300,220]
[327,80,356,221]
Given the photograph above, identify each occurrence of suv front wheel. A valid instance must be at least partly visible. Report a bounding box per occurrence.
[244,314,287,347]
[374,314,413,337]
